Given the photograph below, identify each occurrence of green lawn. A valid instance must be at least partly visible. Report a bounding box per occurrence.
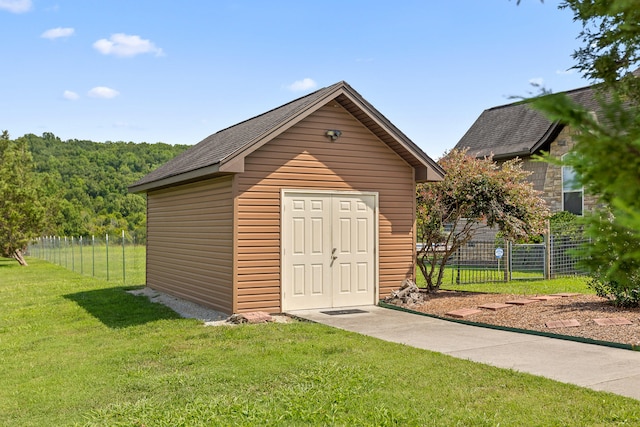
[429,266,545,286]
[416,267,593,295]
[1,258,638,426]
[28,242,146,286]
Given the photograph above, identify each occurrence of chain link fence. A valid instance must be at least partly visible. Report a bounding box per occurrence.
[32,227,589,287]
[28,233,145,286]
[445,229,589,285]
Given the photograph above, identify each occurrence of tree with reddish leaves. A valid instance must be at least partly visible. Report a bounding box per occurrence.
[416,149,549,292]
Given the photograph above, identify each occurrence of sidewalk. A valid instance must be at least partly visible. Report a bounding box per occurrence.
[289,305,640,401]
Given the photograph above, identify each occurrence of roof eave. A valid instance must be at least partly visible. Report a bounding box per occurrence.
[335,85,445,181]
[128,163,223,193]
[529,122,563,155]
[492,150,532,161]
[217,88,342,171]
[219,82,444,182]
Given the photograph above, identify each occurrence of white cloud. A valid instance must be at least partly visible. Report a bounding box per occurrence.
[88,86,120,99]
[93,33,164,58]
[41,27,75,40]
[63,90,79,100]
[286,78,317,92]
[529,77,544,86]
[0,0,32,13]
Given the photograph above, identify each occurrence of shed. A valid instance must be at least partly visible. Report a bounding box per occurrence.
[130,81,444,314]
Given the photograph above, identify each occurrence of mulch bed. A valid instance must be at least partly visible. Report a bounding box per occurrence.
[400,291,640,346]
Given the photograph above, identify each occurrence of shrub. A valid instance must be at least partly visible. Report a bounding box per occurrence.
[588,277,640,308]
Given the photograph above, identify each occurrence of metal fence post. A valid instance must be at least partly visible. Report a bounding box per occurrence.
[505,241,511,282]
[92,235,95,277]
[544,220,551,280]
[80,236,83,275]
[122,230,126,285]
[106,233,110,282]
[456,247,461,284]
[71,236,75,272]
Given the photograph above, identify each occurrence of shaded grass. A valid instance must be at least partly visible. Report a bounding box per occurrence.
[1,258,638,426]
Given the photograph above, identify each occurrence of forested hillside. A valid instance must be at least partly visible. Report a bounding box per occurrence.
[21,132,189,241]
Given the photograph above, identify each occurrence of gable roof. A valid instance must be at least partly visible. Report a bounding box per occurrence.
[455,85,600,159]
[130,81,444,193]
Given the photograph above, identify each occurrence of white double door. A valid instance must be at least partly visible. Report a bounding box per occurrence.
[282,191,376,311]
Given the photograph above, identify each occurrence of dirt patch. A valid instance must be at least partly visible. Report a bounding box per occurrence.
[394,290,640,346]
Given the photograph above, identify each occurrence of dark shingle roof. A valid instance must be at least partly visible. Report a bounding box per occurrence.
[456,85,600,159]
[130,82,345,190]
[130,81,444,192]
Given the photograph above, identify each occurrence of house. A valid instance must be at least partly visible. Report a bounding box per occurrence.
[455,84,602,216]
[129,81,444,314]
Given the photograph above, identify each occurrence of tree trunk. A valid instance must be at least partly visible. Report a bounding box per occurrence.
[12,249,28,266]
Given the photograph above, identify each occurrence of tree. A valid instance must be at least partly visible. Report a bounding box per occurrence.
[0,132,47,265]
[416,149,549,292]
[23,132,188,240]
[529,1,640,306]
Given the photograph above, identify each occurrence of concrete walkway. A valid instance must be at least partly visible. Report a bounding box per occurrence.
[289,305,640,401]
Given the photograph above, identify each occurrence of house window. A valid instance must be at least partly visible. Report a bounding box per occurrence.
[561,154,583,215]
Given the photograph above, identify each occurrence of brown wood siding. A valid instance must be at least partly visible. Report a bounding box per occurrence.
[147,176,234,314]
[235,102,415,312]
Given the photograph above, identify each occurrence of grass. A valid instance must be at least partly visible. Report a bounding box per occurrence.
[2,257,639,426]
[28,242,146,286]
[416,266,593,295]
[436,266,545,285]
[441,275,593,295]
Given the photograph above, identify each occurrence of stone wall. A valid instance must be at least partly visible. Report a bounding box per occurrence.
[494,126,599,215]
[542,126,599,214]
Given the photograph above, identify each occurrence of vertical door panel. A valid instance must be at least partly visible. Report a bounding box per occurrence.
[283,192,375,310]
[332,195,375,307]
[283,195,331,310]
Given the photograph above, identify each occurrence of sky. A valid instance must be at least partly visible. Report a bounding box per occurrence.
[2,0,590,159]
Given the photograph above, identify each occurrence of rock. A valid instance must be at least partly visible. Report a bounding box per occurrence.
[227,314,247,324]
[384,280,426,306]
[226,311,273,324]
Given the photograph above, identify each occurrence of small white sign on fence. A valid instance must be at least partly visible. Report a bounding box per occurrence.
[495,247,504,259]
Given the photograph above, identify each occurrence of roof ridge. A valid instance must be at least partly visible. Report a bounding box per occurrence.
[484,83,598,113]
[213,81,345,136]
[130,80,443,192]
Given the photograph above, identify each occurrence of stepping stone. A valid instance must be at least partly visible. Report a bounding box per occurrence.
[550,293,581,297]
[239,311,273,324]
[529,295,561,301]
[445,308,482,318]
[546,319,580,328]
[505,299,540,305]
[478,303,512,311]
[593,317,633,326]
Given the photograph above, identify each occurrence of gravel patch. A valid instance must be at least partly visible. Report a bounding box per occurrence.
[403,291,640,346]
[127,287,293,326]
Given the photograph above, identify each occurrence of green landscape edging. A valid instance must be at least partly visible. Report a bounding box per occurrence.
[378,300,639,352]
